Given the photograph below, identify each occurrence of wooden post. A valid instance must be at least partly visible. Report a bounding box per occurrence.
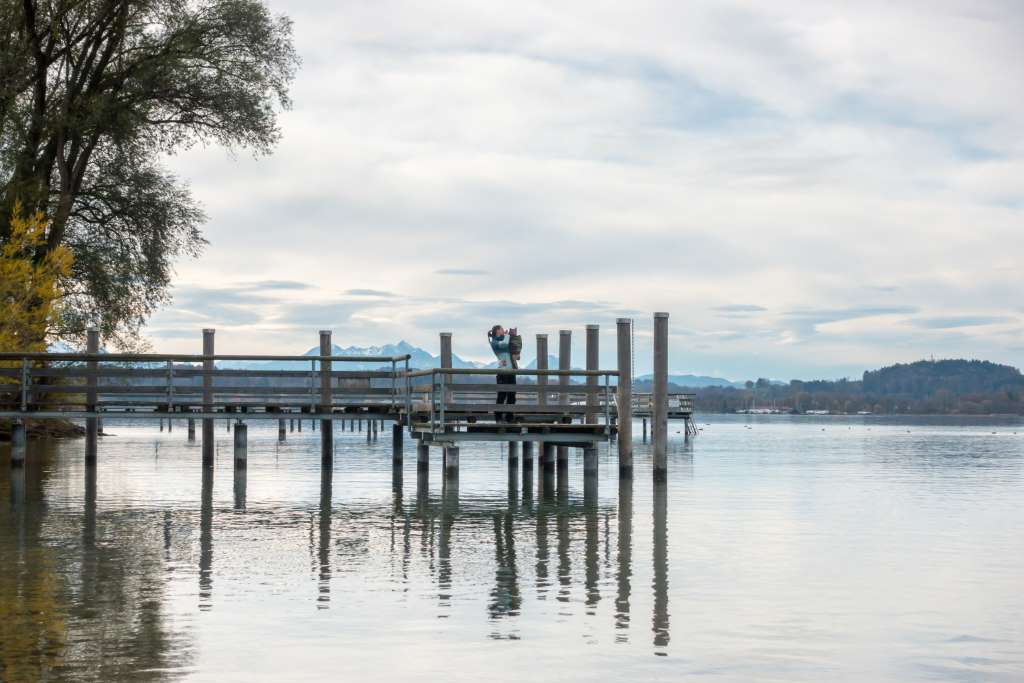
[392,423,403,463]
[188,418,196,442]
[86,328,99,463]
[508,441,519,469]
[522,441,534,471]
[542,442,556,473]
[653,312,669,480]
[417,440,429,472]
[536,333,549,406]
[583,445,598,478]
[643,417,648,442]
[439,332,453,371]
[585,324,599,424]
[278,418,286,441]
[372,419,378,441]
[536,333,548,457]
[445,445,459,476]
[616,318,633,476]
[366,418,372,443]
[10,420,26,466]
[557,330,571,467]
[319,330,333,463]
[440,332,452,462]
[202,328,215,466]
[234,422,247,468]
[290,418,294,432]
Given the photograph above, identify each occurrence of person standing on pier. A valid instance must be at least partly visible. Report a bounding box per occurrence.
[488,325,521,422]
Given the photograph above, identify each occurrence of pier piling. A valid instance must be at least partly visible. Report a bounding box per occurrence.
[188,419,196,442]
[557,329,571,467]
[542,442,556,473]
[445,446,459,476]
[319,330,333,463]
[653,312,669,480]
[202,328,215,466]
[417,440,429,472]
[86,328,99,463]
[234,422,247,467]
[10,420,26,466]
[583,445,598,478]
[586,324,599,424]
[508,441,519,469]
[392,423,403,463]
[522,441,534,471]
[616,318,633,476]
[278,418,286,441]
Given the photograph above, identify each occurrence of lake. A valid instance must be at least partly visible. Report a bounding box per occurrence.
[1,415,1022,681]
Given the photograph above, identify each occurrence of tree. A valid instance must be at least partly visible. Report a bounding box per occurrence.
[0,206,72,353]
[1,0,299,348]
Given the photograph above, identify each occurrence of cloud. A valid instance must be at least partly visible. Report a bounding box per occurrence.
[434,268,490,276]
[145,0,1024,378]
[913,316,1016,330]
[235,280,312,291]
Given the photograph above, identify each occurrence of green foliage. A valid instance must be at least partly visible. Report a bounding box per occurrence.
[0,0,299,348]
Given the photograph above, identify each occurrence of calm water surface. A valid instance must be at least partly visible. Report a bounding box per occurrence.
[1,415,1022,681]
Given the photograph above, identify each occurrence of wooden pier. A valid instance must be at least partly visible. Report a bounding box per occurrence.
[1,315,695,482]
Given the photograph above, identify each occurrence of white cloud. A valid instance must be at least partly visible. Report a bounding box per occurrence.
[153,0,1024,379]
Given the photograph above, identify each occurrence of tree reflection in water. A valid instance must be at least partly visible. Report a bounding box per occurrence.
[0,440,193,680]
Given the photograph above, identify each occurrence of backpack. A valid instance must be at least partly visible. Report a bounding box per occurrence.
[509,333,523,355]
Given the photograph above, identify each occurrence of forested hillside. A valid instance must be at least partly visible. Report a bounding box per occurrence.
[653,359,1024,415]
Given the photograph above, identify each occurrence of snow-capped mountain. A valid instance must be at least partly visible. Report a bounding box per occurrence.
[220,341,483,371]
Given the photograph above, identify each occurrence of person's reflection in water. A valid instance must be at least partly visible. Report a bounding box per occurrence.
[652,479,670,652]
[437,471,458,613]
[615,477,633,641]
[318,465,332,608]
[199,467,213,610]
[488,509,521,631]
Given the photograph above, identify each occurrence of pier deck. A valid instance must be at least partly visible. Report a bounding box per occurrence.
[2,317,694,480]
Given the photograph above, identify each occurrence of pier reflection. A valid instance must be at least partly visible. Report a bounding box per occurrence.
[199,467,213,609]
[1,440,192,678]
[652,479,670,650]
[318,465,333,608]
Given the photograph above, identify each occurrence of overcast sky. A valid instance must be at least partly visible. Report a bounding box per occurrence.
[152,0,1023,380]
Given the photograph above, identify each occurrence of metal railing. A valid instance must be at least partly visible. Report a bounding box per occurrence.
[402,367,620,436]
[631,392,695,416]
[0,351,412,419]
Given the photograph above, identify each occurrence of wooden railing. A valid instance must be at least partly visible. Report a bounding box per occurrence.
[0,352,411,418]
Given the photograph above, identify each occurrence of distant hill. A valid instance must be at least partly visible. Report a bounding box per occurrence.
[636,373,742,388]
[862,359,1023,397]
[694,358,1024,415]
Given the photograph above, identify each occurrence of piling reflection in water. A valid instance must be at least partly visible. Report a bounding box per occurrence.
[199,467,213,610]
[615,477,633,640]
[0,437,682,674]
[1,440,193,679]
[652,479,670,651]
[318,465,333,608]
